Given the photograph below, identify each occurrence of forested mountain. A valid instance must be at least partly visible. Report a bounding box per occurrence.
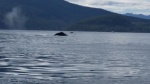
[125,13,150,19]
[0,0,150,32]
[0,0,113,30]
[68,14,150,32]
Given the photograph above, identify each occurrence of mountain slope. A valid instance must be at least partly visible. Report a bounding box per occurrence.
[0,0,113,30]
[125,13,150,19]
[0,0,150,32]
[68,14,150,32]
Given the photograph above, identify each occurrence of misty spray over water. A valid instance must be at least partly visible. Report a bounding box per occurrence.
[4,7,27,29]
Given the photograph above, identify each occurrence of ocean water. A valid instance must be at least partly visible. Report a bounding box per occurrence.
[0,30,150,84]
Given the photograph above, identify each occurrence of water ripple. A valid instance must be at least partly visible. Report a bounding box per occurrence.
[0,30,150,84]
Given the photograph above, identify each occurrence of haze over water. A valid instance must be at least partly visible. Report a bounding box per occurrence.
[0,30,150,84]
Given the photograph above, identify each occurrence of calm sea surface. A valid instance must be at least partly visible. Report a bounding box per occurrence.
[0,30,150,84]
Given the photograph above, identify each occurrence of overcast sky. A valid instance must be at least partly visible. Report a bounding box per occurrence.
[65,0,150,15]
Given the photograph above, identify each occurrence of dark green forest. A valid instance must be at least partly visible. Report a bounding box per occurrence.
[68,14,150,32]
[0,0,150,32]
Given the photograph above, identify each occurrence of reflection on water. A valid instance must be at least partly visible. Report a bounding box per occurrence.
[0,30,150,84]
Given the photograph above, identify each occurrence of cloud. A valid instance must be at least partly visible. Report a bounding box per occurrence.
[65,0,150,15]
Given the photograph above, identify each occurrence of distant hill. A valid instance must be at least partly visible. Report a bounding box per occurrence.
[0,0,150,32]
[0,0,113,30]
[125,13,150,19]
[68,14,150,32]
